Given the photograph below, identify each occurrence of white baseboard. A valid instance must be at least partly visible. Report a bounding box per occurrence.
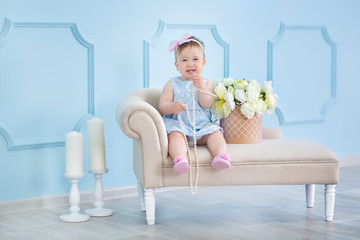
[0,185,138,214]
[0,185,186,214]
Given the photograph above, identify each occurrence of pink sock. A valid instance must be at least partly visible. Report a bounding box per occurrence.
[212,153,231,170]
[173,155,190,174]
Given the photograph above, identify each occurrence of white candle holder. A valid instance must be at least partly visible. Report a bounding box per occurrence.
[85,169,113,217]
[60,173,89,223]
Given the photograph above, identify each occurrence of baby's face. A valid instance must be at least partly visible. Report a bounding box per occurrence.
[175,46,206,80]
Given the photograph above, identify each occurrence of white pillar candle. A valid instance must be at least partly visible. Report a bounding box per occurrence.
[87,118,106,171]
[65,131,83,176]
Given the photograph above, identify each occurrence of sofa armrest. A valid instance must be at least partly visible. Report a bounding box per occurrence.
[116,94,168,188]
[116,95,168,161]
[262,127,282,139]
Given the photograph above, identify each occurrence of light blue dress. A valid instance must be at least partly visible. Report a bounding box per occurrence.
[162,76,222,140]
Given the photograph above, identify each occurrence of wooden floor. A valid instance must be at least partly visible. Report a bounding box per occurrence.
[0,165,359,240]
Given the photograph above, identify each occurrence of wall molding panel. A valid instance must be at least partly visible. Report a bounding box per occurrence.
[0,0,358,205]
[0,18,94,151]
[267,22,336,126]
[143,20,229,88]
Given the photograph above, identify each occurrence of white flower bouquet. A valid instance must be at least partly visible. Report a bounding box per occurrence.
[211,77,278,120]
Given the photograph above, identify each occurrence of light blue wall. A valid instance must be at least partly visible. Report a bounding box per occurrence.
[1,0,359,202]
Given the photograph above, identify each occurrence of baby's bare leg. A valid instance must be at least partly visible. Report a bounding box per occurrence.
[206,130,227,157]
[168,131,187,159]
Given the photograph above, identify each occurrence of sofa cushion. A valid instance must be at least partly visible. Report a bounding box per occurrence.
[162,139,338,186]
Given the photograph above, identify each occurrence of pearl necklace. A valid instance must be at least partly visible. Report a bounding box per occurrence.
[178,85,217,195]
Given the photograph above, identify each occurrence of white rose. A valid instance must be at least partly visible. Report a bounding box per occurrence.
[223,101,231,118]
[221,77,235,87]
[246,85,260,103]
[265,93,277,109]
[211,103,224,120]
[251,99,267,115]
[234,89,247,103]
[214,83,226,98]
[240,102,256,119]
[224,92,235,111]
[227,85,234,95]
[247,79,261,93]
[261,81,273,94]
[234,79,248,90]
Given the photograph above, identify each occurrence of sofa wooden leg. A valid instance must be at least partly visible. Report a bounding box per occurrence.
[136,181,146,211]
[325,184,336,222]
[305,184,315,208]
[144,188,156,225]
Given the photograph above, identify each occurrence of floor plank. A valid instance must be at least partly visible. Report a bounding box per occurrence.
[0,165,359,240]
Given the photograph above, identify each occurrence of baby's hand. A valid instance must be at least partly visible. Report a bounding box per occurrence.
[172,101,187,114]
[191,74,205,89]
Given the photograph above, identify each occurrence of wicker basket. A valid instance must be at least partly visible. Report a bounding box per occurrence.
[220,106,262,144]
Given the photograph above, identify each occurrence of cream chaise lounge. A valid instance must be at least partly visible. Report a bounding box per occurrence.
[116,88,339,225]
